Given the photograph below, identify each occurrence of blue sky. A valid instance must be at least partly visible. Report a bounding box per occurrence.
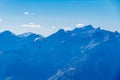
[0,0,120,36]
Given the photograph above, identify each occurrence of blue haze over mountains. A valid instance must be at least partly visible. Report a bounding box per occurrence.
[0,25,120,80]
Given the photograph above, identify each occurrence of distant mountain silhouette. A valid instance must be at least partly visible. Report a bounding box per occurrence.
[0,25,120,80]
[0,31,43,51]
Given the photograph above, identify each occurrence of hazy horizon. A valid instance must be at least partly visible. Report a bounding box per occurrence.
[0,0,120,36]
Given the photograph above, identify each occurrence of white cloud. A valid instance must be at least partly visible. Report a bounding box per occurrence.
[24,11,34,15]
[0,18,2,22]
[22,22,40,28]
[51,24,85,31]
[76,23,84,27]
[61,27,72,30]
[24,12,29,15]
[51,26,57,29]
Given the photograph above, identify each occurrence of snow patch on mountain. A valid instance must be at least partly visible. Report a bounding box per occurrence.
[71,33,76,37]
[81,40,100,53]
[19,32,35,37]
[103,34,110,42]
[4,76,13,80]
[48,67,76,80]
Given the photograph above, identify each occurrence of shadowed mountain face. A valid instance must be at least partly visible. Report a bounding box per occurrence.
[0,31,42,51]
[0,25,120,80]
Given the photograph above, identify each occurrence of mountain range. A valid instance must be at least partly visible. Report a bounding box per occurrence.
[0,25,120,80]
